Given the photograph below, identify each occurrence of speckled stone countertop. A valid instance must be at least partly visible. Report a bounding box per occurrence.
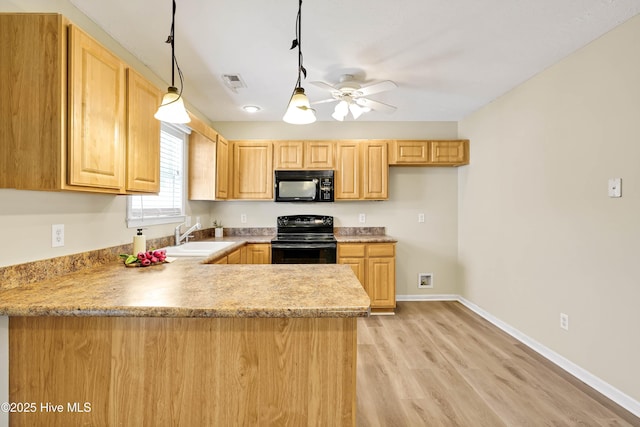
[0,255,370,318]
[335,235,397,243]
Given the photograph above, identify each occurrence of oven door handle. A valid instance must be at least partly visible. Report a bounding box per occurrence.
[271,243,337,249]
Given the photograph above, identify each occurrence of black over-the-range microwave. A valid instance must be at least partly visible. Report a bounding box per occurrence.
[274,170,334,202]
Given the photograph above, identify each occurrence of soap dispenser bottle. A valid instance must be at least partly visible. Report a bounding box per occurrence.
[133,228,146,255]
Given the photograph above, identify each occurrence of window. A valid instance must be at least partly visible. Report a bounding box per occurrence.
[126,123,189,228]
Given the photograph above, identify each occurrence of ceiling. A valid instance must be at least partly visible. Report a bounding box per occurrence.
[68,0,640,123]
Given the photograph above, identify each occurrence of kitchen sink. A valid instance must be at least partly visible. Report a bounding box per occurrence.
[162,241,235,257]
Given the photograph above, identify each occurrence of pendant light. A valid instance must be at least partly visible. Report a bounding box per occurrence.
[283,0,316,125]
[154,0,191,124]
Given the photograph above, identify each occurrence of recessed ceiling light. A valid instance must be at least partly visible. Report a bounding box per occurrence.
[243,105,261,113]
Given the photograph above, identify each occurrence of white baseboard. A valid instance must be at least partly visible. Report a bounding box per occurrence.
[396,294,459,302]
[394,294,640,418]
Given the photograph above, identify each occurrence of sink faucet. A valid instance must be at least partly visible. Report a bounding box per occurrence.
[174,221,202,245]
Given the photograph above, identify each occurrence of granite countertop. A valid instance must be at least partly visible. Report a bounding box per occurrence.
[335,235,397,243]
[0,232,399,319]
[0,235,370,318]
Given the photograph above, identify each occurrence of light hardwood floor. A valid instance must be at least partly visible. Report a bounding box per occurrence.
[356,301,640,426]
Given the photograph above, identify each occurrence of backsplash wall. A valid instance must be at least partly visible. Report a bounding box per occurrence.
[210,167,460,297]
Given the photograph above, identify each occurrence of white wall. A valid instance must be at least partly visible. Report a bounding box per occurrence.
[212,121,461,296]
[458,15,640,402]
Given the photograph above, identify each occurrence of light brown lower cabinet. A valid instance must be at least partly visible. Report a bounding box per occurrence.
[245,243,271,264]
[338,242,396,312]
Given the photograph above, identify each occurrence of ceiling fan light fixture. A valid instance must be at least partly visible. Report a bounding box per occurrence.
[283,88,316,124]
[155,0,190,124]
[154,86,191,123]
[349,103,364,120]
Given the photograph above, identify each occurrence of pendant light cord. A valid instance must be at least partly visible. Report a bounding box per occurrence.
[164,0,185,102]
[291,0,307,91]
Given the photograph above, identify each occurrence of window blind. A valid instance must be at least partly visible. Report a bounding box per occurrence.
[127,123,187,227]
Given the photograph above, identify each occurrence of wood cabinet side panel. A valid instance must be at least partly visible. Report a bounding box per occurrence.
[0,14,66,190]
[216,135,229,199]
[9,316,356,426]
[188,132,216,200]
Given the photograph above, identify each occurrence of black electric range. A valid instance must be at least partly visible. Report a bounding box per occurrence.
[271,215,337,264]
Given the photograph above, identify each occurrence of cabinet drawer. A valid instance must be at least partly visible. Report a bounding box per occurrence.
[366,243,395,257]
[338,244,366,258]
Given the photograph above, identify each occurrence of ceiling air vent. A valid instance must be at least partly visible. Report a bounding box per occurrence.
[221,74,247,93]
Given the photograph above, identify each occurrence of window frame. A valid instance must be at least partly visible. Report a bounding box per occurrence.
[126,122,190,228]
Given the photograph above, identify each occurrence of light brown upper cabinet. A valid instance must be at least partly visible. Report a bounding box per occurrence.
[335,141,388,200]
[273,141,334,170]
[230,140,273,200]
[126,69,162,193]
[429,140,469,165]
[0,14,162,194]
[389,140,469,166]
[188,121,229,201]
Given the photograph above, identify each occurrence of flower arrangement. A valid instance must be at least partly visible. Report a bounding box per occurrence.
[120,249,167,267]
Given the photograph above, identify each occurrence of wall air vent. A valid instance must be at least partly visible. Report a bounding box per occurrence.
[221,74,247,93]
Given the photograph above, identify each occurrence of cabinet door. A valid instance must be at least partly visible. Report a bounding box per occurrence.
[429,140,469,165]
[227,248,242,264]
[214,256,228,264]
[188,132,216,200]
[246,244,271,264]
[68,25,125,191]
[126,69,162,193]
[304,141,334,169]
[232,141,273,199]
[274,141,304,169]
[216,135,229,199]
[389,140,429,165]
[339,257,366,292]
[362,141,388,200]
[367,257,396,309]
[335,141,360,200]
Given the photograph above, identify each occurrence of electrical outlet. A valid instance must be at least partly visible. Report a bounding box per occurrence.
[418,213,425,223]
[418,273,433,288]
[240,214,247,224]
[560,313,569,331]
[51,224,64,248]
[358,213,366,224]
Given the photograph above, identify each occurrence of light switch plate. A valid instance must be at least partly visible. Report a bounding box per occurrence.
[608,178,621,198]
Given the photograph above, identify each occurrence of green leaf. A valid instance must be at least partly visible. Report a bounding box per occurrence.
[125,255,138,265]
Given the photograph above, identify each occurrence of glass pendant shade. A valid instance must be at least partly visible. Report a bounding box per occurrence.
[154,87,191,124]
[283,88,316,124]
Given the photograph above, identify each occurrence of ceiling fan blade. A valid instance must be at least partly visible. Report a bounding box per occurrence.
[357,80,398,97]
[356,98,397,114]
[310,81,338,92]
[311,98,338,105]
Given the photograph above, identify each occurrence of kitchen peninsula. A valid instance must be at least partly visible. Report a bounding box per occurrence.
[0,255,370,426]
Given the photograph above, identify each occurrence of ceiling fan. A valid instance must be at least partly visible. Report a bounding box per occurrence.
[311,74,398,121]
